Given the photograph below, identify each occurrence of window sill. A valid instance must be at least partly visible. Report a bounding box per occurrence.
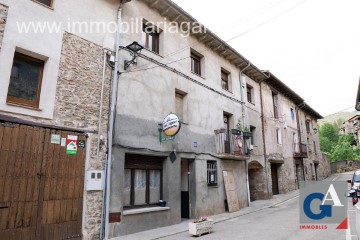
[222,88,233,94]
[207,185,219,188]
[191,71,205,79]
[123,206,170,216]
[144,48,163,58]
[6,102,42,111]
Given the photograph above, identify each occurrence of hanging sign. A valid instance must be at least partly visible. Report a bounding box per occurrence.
[66,135,78,155]
[159,113,181,143]
[162,113,181,137]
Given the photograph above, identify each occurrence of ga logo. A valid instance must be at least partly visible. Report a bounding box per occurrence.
[300,181,347,229]
[303,184,343,220]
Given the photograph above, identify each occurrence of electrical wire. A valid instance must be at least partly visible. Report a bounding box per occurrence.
[324,105,356,117]
[129,0,308,72]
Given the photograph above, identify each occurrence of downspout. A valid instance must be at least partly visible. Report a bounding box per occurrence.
[259,80,270,199]
[103,2,124,239]
[296,102,306,183]
[98,48,107,240]
[239,62,251,206]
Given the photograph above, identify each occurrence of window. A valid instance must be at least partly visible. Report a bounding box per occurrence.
[191,51,202,76]
[250,125,256,145]
[33,0,53,7]
[124,154,163,209]
[276,128,282,145]
[142,23,160,54]
[272,92,279,119]
[7,52,44,108]
[221,69,229,90]
[291,108,295,121]
[223,113,231,153]
[247,84,254,103]
[207,161,218,186]
[305,119,311,133]
[313,141,317,154]
[175,90,186,122]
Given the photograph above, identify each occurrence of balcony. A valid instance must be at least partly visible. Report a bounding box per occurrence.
[293,143,308,158]
[214,129,251,160]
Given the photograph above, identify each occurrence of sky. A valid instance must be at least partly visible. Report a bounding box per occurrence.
[171,0,360,117]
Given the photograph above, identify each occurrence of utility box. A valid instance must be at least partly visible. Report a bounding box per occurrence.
[86,170,104,191]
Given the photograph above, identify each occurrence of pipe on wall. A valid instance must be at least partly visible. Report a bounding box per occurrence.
[103,2,125,239]
[259,81,271,199]
[239,62,251,206]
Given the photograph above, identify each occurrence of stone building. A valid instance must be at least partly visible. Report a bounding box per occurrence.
[260,71,324,196]
[340,115,360,147]
[0,0,117,239]
[0,0,329,239]
[108,0,270,237]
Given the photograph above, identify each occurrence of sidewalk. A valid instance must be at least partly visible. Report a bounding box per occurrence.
[117,189,300,240]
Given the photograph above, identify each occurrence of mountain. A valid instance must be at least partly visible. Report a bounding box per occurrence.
[318,111,360,126]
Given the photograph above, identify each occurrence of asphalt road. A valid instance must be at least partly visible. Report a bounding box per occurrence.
[161,172,359,240]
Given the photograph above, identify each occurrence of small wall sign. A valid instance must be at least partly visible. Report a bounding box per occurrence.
[50,134,61,144]
[78,140,86,148]
[61,138,66,147]
[66,135,78,155]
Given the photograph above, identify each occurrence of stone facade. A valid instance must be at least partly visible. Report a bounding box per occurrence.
[0,4,7,53]
[260,73,325,197]
[56,32,111,239]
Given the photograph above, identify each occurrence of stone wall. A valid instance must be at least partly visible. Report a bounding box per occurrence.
[56,32,111,239]
[331,159,360,174]
[0,4,8,53]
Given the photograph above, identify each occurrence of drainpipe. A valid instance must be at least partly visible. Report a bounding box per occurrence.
[98,48,107,240]
[259,80,270,199]
[296,102,306,183]
[239,62,251,130]
[239,62,251,206]
[103,2,124,239]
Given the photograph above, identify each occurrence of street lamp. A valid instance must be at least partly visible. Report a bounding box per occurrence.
[124,41,144,70]
[313,128,318,134]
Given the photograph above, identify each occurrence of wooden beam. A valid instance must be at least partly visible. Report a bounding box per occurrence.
[161,7,171,15]
[150,0,159,7]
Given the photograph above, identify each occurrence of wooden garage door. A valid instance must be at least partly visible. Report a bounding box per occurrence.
[0,123,86,240]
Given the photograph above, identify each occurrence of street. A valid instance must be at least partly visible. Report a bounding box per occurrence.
[161,172,358,240]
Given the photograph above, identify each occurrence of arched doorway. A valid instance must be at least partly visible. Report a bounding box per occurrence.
[248,161,266,201]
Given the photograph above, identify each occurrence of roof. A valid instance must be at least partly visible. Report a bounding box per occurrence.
[263,71,323,120]
[356,78,360,111]
[133,0,323,119]
[345,115,360,123]
[137,0,268,82]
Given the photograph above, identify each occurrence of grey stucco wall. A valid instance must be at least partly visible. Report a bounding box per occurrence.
[110,115,249,236]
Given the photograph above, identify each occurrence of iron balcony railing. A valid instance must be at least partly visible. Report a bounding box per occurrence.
[293,143,308,158]
[214,129,252,156]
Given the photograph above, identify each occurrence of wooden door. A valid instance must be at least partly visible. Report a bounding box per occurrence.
[271,164,279,195]
[223,170,240,212]
[0,123,86,240]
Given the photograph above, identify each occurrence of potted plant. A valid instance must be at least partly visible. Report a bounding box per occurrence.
[189,216,213,236]
[236,119,252,138]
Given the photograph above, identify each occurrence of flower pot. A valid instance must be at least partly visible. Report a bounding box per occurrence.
[189,219,213,236]
[159,200,166,207]
[242,132,252,138]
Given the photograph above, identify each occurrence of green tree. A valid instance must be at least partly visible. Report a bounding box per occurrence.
[330,134,360,161]
[319,123,339,153]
